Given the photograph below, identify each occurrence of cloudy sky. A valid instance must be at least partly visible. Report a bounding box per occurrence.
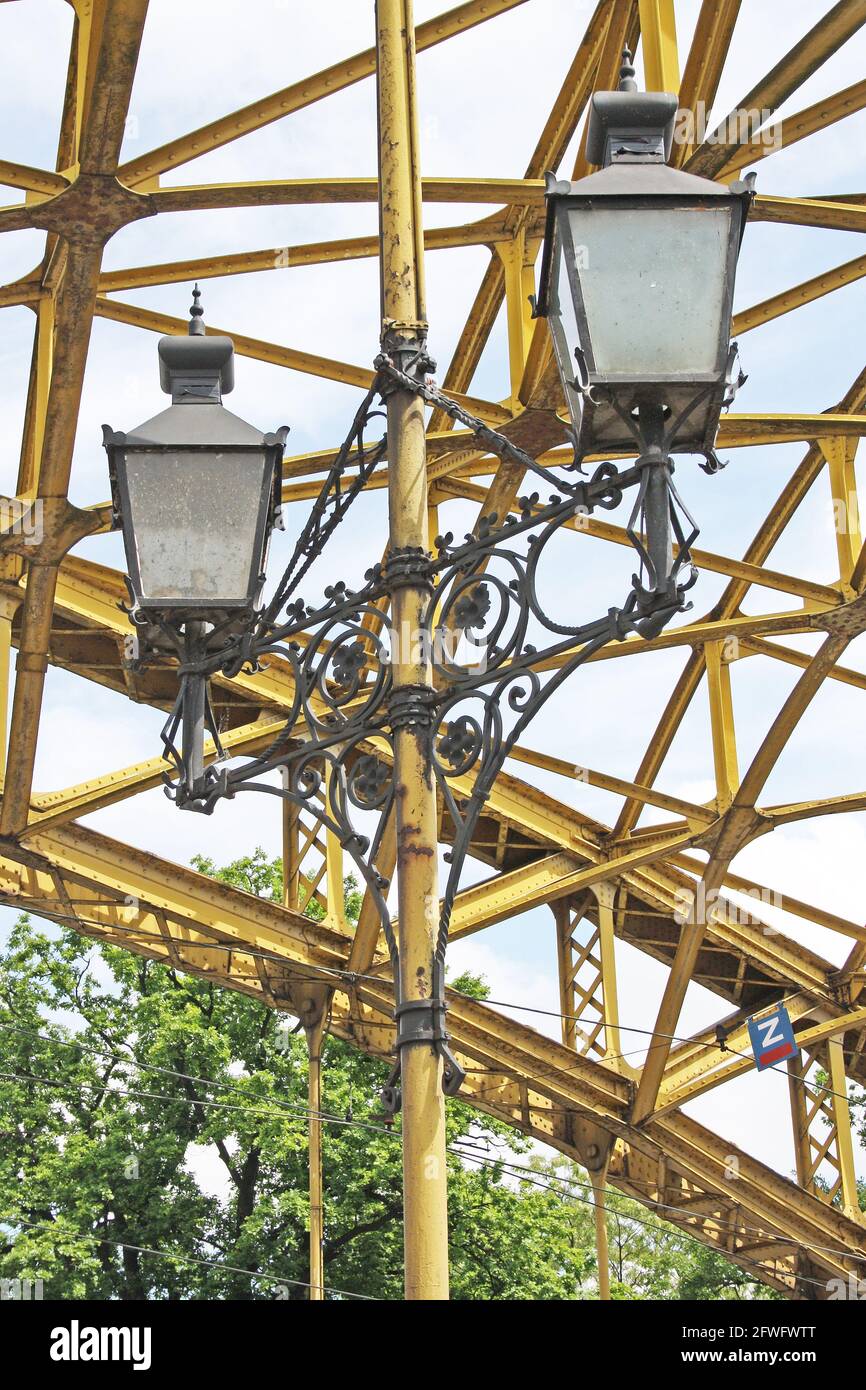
[1,0,865,1188]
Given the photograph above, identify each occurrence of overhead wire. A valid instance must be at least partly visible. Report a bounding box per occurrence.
[0,898,860,1105]
[3,904,865,1284]
[3,1022,865,1275]
[4,1216,376,1300]
[449,1146,847,1295]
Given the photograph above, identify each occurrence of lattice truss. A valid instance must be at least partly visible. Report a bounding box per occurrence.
[1,0,866,1299]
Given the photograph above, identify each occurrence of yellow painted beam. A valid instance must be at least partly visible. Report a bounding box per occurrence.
[514,0,641,416]
[705,640,739,813]
[668,859,866,947]
[0,252,99,831]
[98,220,507,292]
[660,997,819,1110]
[16,296,55,501]
[718,412,866,444]
[658,1006,866,1113]
[827,1035,864,1221]
[733,252,866,335]
[26,714,284,832]
[118,0,529,187]
[751,193,866,235]
[0,160,69,197]
[148,177,546,214]
[674,0,742,167]
[610,363,866,842]
[505,743,716,827]
[94,297,512,425]
[535,608,837,671]
[431,0,614,428]
[764,791,866,828]
[638,0,680,92]
[722,77,866,176]
[736,637,866,694]
[0,279,46,310]
[435,472,842,607]
[0,610,11,784]
[821,435,862,595]
[495,229,536,411]
[571,0,639,181]
[448,833,695,940]
[632,627,856,1124]
[593,881,623,1067]
[0,0,150,837]
[687,1,866,179]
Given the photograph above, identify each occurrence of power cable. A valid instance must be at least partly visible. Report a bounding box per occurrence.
[4,1216,375,1300]
[3,1034,865,1274]
[0,901,859,1105]
[450,1146,848,1295]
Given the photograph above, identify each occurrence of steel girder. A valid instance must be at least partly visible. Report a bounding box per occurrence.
[0,819,865,1298]
[2,0,866,1297]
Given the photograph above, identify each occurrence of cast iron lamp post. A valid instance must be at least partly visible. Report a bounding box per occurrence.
[104,49,752,1301]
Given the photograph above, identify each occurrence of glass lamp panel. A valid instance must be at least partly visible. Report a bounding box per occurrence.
[552,226,583,373]
[123,448,269,604]
[566,203,733,376]
[547,227,585,432]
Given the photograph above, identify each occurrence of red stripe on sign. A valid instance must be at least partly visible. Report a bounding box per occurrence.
[761,1042,794,1066]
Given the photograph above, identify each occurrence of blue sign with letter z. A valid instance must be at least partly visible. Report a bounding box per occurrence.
[747,1004,798,1071]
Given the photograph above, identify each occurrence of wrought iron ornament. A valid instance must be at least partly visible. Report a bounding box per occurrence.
[134,350,711,1113]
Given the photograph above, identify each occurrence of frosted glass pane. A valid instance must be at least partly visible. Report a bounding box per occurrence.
[124,449,268,603]
[547,234,585,432]
[567,205,732,375]
[553,235,582,377]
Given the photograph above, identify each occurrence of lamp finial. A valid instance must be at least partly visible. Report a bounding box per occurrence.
[189,284,205,336]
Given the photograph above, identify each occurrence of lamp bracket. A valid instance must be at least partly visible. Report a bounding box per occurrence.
[382,545,434,592]
[146,353,709,1112]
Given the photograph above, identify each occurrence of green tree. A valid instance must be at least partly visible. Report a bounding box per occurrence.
[842,1085,866,1215]
[0,847,786,1300]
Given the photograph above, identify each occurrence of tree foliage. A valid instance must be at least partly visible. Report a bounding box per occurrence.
[0,848,784,1300]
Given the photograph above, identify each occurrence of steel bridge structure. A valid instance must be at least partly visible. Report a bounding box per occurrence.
[2,0,866,1299]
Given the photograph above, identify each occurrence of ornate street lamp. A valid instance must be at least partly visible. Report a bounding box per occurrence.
[102,288,288,650]
[535,49,753,465]
[105,61,752,1121]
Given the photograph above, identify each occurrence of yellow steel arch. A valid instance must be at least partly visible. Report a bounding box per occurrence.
[1,0,866,1298]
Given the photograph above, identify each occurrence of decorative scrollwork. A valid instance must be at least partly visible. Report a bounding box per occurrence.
[147,352,714,1110]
